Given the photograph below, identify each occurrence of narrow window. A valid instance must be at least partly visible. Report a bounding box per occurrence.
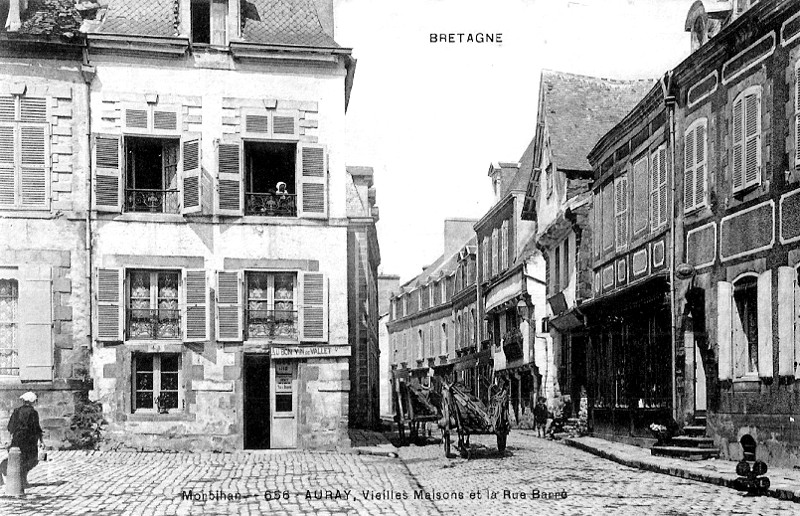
[124,137,180,213]
[245,271,297,340]
[133,352,180,412]
[0,277,19,375]
[244,141,297,217]
[554,246,561,293]
[127,270,180,340]
[733,276,759,375]
[562,237,570,288]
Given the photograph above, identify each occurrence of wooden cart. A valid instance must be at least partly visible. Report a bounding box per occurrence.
[439,381,510,458]
[392,378,442,444]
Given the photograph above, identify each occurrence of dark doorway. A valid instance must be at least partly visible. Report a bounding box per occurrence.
[244,354,270,449]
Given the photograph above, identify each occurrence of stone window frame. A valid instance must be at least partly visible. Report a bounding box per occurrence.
[0,269,19,377]
[131,351,183,414]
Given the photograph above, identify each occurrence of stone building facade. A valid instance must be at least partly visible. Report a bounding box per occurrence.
[0,1,93,448]
[3,0,359,451]
[670,0,800,466]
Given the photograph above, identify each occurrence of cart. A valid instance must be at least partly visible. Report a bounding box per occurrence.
[439,381,510,458]
[393,378,443,444]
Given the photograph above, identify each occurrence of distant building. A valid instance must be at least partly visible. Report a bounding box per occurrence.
[476,162,546,424]
[387,220,482,408]
[346,166,381,429]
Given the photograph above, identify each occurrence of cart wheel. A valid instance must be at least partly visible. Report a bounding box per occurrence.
[497,433,507,452]
[443,431,451,457]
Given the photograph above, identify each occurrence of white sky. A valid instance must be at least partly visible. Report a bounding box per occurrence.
[334,0,693,282]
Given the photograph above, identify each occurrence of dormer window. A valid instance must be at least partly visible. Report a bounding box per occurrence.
[691,17,707,51]
[191,0,227,46]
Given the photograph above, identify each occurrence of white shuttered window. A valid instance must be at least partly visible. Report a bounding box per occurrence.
[684,118,708,212]
[732,87,761,193]
[0,96,49,209]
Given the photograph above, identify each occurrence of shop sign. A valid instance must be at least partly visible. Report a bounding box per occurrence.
[272,345,350,359]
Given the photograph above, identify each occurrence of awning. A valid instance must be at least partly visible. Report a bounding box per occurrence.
[485,270,525,312]
[550,308,584,331]
[452,349,492,372]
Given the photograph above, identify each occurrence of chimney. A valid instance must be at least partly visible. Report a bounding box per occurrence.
[443,219,477,258]
[314,0,334,38]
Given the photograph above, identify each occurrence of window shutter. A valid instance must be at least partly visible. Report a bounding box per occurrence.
[717,281,733,380]
[757,269,773,378]
[244,113,269,135]
[216,270,243,341]
[217,140,243,216]
[684,128,695,210]
[777,267,795,377]
[152,108,179,133]
[0,125,14,205]
[650,149,659,231]
[97,268,123,342]
[18,264,52,380]
[482,238,488,281]
[492,229,498,276]
[183,269,208,342]
[743,92,761,189]
[695,122,706,208]
[19,125,47,208]
[181,137,202,214]
[298,144,327,218]
[299,271,328,342]
[272,113,298,138]
[93,134,122,212]
[615,175,628,250]
[732,96,744,191]
[124,107,148,130]
[795,64,800,169]
[658,147,668,226]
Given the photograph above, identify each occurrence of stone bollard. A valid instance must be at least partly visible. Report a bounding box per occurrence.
[5,447,24,496]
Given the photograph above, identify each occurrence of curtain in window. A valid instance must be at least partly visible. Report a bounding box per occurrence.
[0,279,19,375]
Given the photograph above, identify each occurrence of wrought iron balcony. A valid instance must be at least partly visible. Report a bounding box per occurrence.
[125,188,181,214]
[127,309,181,340]
[246,309,298,340]
[245,192,297,217]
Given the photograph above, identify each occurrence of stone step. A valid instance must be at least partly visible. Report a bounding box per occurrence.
[683,425,706,436]
[693,415,707,425]
[651,446,719,460]
[670,436,715,448]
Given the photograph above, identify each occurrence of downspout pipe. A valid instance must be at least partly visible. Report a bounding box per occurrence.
[80,45,95,354]
[662,70,679,421]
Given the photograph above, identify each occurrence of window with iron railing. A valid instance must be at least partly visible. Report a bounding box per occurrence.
[246,271,298,340]
[245,141,297,217]
[127,270,181,340]
[124,137,181,214]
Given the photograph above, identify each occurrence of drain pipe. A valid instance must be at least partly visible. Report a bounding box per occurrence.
[80,45,96,356]
[662,70,679,422]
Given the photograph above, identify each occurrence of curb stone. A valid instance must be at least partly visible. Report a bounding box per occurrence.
[562,437,800,504]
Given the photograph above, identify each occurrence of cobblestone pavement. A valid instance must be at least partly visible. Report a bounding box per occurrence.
[0,449,436,515]
[398,431,798,516]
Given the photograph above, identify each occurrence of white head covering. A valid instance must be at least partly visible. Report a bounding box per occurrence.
[20,392,37,403]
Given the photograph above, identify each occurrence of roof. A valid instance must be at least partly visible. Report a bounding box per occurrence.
[92,0,340,48]
[0,0,84,41]
[538,70,655,172]
[396,235,477,293]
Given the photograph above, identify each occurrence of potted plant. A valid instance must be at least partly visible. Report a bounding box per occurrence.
[649,423,671,445]
[156,394,171,415]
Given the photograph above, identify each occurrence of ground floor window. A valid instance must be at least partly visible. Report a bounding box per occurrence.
[0,278,18,375]
[133,353,180,412]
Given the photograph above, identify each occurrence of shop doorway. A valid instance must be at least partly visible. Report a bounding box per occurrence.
[244,354,271,449]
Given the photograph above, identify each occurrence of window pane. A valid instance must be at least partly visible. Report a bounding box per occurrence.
[0,279,18,375]
[135,354,154,372]
[136,392,153,409]
[160,353,179,372]
[161,372,179,391]
[160,391,178,409]
[129,272,151,309]
[275,393,293,412]
[136,372,153,391]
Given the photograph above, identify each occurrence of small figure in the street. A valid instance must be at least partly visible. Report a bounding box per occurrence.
[0,392,44,488]
[533,397,548,438]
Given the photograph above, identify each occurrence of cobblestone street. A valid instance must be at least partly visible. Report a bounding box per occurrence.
[1,433,798,515]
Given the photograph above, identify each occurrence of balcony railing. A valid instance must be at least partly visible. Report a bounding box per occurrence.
[125,189,180,214]
[245,192,297,217]
[127,309,181,340]
[246,309,298,340]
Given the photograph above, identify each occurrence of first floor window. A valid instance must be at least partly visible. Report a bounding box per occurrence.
[134,353,180,412]
[246,272,297,340]
[124,136,180,214]
[0,278,18,375]
[244,141,297,216]
[0,96,48,209]
[128,270,180,340]
[733,276,759,375]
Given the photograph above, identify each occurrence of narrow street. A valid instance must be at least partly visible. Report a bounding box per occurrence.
[1,433,796,515]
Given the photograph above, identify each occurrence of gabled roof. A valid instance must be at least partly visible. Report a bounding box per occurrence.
[537,70,655,172]
[91,0,340,48]
[395,235,477,294]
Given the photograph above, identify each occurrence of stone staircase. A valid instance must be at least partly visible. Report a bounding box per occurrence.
[651,411,720,460]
